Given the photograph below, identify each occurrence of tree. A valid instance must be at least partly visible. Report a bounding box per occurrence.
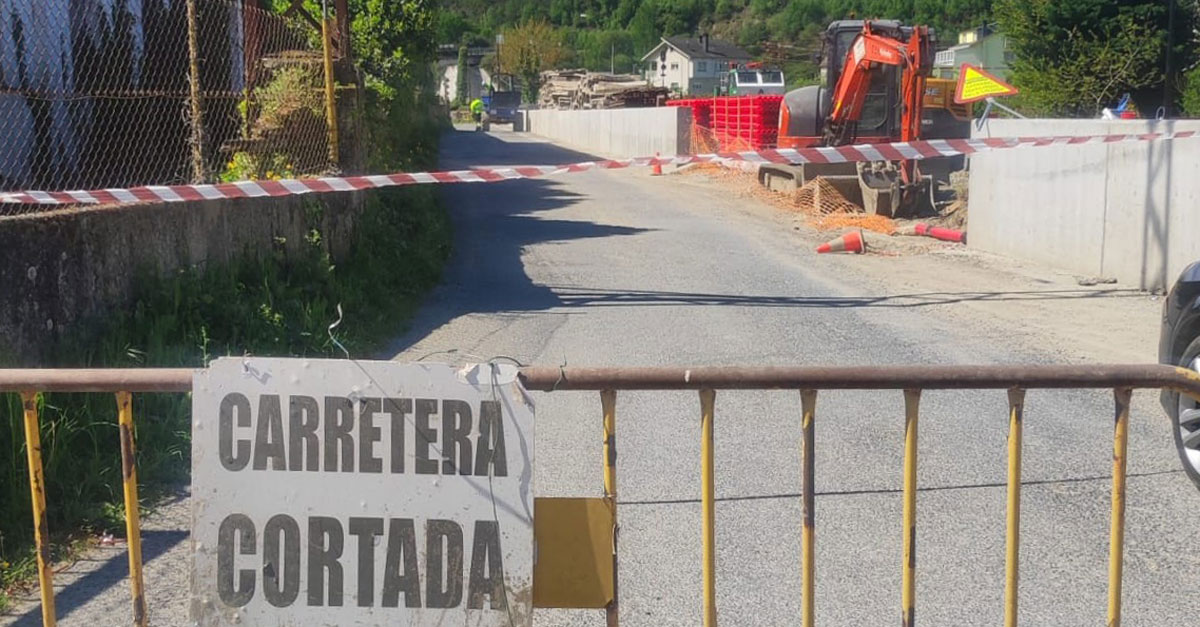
[436,11,474,44]
[996,0,1194,116]
[348,0,437,79]
[455,41,470,105]
[629,1,661,53]
[497,20,568,102]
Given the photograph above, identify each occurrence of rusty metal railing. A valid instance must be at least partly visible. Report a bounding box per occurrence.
[4,364,1200,627]
[518,364,1200,627]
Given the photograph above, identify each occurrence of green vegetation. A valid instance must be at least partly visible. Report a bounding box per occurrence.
[497,20,570,102]
[456,41,470,105]
[996,0,1196,117]
[442,0,1200,116]
[441,0,997,70]
[1184,65,1200,117]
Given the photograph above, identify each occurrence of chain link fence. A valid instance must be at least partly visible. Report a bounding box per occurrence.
[0,0,344,216]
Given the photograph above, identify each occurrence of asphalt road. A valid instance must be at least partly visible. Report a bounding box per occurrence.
[395,127,1200,626]
[5,127,1197,626]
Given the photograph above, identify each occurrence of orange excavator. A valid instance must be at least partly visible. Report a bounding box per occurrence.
[759,20,945,216]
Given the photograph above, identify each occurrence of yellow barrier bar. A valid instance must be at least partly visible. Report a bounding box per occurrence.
[1107,387,1132,626]
[901,389,920,627]
[21,391,56,626]
[800,390,817,627]
[601,389,619,627]
[1003,388,1025,627]
[700,388,717,627]
[116,392,148,626]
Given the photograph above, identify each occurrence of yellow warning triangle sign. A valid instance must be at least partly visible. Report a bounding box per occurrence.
[954,63,1018,104]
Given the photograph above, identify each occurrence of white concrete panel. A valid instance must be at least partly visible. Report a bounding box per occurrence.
[969,118,1200,290]
[527,108,692,159]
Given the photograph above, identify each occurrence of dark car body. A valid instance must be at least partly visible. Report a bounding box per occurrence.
[487,91,520,124]
[1159,260,1200,488]
[1159,261,1200,376]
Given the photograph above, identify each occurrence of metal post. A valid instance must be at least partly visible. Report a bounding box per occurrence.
[901,389,921,627]
[186,0,205,183]
[699,388,717,627]
[321,12,340,167]
[117,392,148,626]
[601,389,619,627]
[335,0,350,57]
[21,391,56,626]
[1003,388,1025,627]
[1164,0,1176,117]
[1107,388,1132,626]
[800,390,817,627]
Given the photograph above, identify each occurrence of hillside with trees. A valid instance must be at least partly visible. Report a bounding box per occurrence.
[438,0,996,88]
[439,0,1200,117]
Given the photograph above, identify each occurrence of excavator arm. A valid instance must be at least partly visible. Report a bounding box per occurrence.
[827,24,931,146]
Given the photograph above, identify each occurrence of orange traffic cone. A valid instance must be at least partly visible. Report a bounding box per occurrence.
[651,152,663,176]
[816,230,865,254]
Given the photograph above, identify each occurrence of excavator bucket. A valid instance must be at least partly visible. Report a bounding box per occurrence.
[856,161,933,217]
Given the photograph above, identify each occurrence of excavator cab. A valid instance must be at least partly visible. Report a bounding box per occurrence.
[780,21,911,149]
[765,20,938,217]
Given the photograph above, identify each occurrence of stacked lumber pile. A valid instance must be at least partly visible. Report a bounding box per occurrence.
[539,69,669,109]
[539,69,588,109]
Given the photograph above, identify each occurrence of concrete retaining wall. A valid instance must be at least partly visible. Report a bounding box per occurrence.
[0,192,368,363]
[525,107,691,158]
[967,119,1200,290]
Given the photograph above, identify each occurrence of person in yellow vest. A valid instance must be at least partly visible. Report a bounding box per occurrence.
[470,98,485,131]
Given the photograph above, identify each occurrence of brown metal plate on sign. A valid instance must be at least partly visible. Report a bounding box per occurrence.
[533,497,615,608]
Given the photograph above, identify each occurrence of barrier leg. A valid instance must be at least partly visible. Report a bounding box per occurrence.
[1107,388,1132,626]
[901,390,921,627]
[1004,389,1025,627]
[21,391,56,626]
[602,390,619,627]
[117,392,148,626]
[800,390,817,627]
[700,389,717,627]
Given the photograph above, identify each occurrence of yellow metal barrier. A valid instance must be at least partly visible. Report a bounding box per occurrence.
[20,391,55,627]
[116,391,148,627]
[1004,388,1025,627]
[3,364,1200,627]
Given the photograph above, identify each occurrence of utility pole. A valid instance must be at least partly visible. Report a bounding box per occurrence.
[1164,0,1176,116]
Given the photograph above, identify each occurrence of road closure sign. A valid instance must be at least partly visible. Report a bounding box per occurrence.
[954,63,1018,104]
[190,358,535,626]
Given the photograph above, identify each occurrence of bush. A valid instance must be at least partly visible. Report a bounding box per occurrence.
[1183,65,1200,118]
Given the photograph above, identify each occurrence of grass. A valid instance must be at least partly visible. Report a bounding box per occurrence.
[0,186,451,609]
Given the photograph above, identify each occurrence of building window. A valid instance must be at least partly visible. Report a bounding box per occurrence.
[697,60,707,73]
[670,62,679,70]
[651,61,658,71]
[670,82,679,91]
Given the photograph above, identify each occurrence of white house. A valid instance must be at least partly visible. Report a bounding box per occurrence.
[640,35,752,96]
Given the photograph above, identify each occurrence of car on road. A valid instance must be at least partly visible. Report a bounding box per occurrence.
[1160,260,1200,488]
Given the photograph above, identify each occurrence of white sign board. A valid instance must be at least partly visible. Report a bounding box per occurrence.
[191,358,535,626]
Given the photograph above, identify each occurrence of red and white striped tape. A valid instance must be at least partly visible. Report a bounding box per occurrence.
[2,131,1195,205]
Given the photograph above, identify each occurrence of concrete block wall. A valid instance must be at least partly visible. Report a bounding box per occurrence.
[967,118,1200,290]
[525,107,692,158]
[0,192,368,363]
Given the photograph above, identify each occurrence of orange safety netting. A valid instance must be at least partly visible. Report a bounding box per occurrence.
[812,213,897,235]
[794,177,862,215]
[796,177,896,235]
[681,139,897,236]
[690,122,757,155]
